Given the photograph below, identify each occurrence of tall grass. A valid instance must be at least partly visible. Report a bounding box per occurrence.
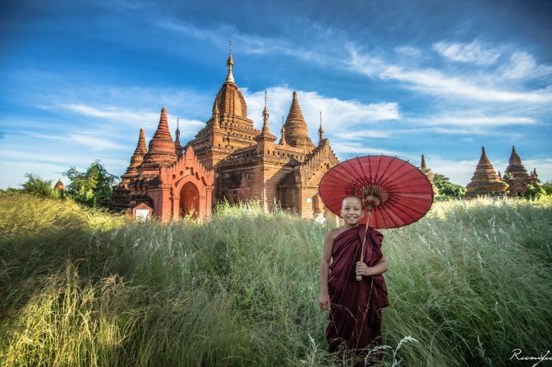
[0,193,551,366]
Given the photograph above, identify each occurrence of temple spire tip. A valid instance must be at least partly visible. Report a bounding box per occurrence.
[226,40,235,83]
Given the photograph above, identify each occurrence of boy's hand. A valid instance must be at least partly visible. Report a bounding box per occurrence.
[356,261,372,276]
[319,292,330,311]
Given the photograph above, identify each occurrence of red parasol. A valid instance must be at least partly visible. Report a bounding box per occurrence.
[318,155,434,280]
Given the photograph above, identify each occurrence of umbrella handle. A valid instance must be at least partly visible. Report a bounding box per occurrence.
[356,210,372,281]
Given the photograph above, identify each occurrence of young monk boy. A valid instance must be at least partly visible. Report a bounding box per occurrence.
[319,195,390,362]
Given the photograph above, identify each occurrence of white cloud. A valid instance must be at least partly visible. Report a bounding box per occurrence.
[433,40,501,65]
[157,19,332,67]
[335,130,391,139]
[416,115,535,127]
[495,52,552,81]
[332,142,402,157]
[67,132,127,151]
[395,46,423,58]
[348,47,552,103]
[57,103,205,127]
[57,103,161,126]
[243,87,399,141]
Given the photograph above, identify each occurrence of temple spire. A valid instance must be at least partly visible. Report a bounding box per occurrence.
[122,128,148,180]
[262,90,270,133]
[318,111,324,143]
[283,91,314,149]
[509,145,522,165]
[255,91,276,146]
[226,40,234,83]
[175,117,181,145]
[137,127,147,154]
[175,117,183,156]
[141,107,177,168]
[279,116,287,145]
[504,145,529,184]
[480,146,490,164]
[213,99,220,129]
[419,153,436,194]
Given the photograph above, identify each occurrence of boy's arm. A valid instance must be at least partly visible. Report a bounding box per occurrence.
[356,256,388,276]
[319,230,335,311]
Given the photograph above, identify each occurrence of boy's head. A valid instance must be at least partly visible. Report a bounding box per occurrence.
[341,195,362,208]
[340,195,364,226]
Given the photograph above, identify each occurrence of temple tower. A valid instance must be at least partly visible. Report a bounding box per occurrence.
[187,51,260,170]
[140,107,177,176]
[122,128,148,183]
[254,91,277,152]
[466,147,508,198]
[502,146,540,196]
[283,91,315,151]
[419,154,437,195]
[503,146,529,181]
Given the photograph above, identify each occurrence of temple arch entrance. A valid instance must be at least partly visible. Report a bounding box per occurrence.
[180,182,199,218]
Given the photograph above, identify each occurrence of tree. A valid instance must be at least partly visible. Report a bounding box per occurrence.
[20,173,57,198]
[523,183,546,200]
[64,161,118,208]
[541,181,552,196]
[433,173,466,199]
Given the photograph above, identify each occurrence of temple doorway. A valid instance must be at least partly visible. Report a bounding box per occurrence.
[180,182,199,218]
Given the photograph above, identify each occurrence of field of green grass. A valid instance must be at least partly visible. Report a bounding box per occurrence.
[1,192,551,366]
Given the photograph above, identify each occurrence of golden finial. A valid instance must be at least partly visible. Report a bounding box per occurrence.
[226,40,235,82]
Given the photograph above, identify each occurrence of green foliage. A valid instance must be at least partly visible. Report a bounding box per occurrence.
[433,173,466,199]
[523,183,546,200]
[540,181,552,196]
[64,160,118,208]
[20,173,58,198]
[1,193,551,366]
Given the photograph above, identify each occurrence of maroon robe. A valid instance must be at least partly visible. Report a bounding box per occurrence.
[326,225,389,353]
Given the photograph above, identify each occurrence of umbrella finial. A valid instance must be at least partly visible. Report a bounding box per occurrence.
[354,185,389,212]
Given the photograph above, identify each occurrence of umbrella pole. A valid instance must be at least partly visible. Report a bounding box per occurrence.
[356,209,372,281]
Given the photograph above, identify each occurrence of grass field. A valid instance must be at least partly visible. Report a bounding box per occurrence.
[1,193,551,366]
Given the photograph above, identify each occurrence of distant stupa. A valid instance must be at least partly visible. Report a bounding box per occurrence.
[501,146,540,197]
[465,147,508,198]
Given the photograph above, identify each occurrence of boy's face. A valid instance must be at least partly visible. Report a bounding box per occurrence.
[340,196,364,226]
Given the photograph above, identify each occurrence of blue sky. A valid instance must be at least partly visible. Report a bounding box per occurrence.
[1,0,551,189]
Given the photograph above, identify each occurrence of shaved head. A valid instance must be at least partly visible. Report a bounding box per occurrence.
[341,195,362,209]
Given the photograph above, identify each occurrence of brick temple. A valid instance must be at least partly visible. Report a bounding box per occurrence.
[110,52,339,221]
[465,146,540,198]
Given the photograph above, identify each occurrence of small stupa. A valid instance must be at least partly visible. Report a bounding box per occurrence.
[53,178,65,192]
[465,147,508,198]
[419,154,438,195]
[502,146,540,197]
[121,128,148,184]
[140,107,178,176]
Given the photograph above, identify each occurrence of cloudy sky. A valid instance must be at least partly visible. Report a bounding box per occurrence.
[1,0,551,189]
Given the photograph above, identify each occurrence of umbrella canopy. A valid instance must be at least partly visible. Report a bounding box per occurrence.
[319,155,434,229]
